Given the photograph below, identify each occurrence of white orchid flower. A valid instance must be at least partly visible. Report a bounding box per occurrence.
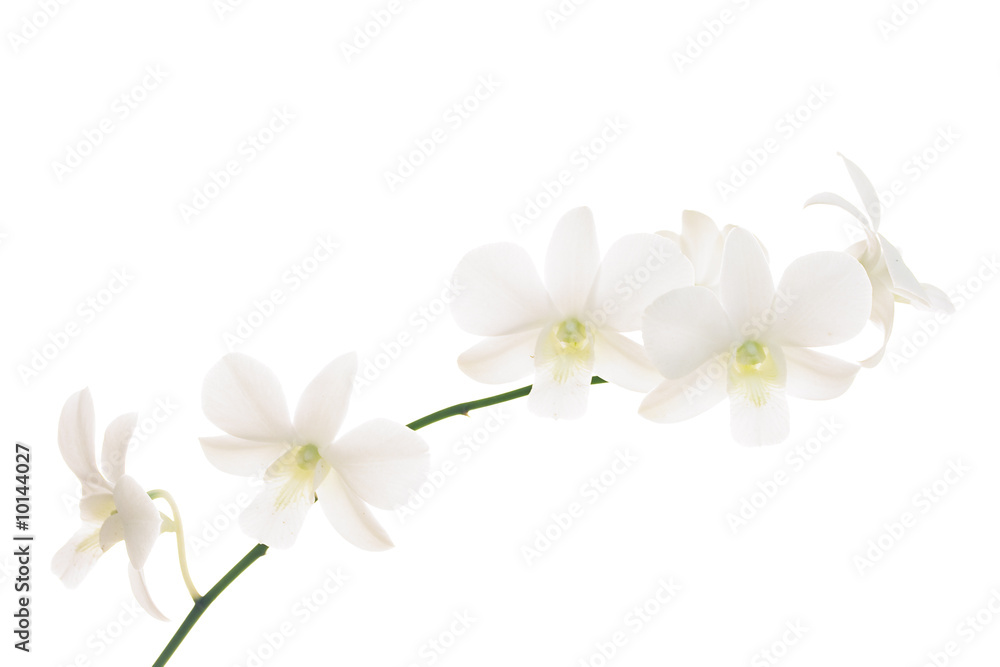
[52,388,169,620]
[200,352,429,551]
[639,227,872,446]
[805,153,955,366]
[452,206,694,419]
[657,210,770,292]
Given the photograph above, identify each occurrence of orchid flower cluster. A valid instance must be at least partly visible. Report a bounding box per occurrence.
[53,156,953,666]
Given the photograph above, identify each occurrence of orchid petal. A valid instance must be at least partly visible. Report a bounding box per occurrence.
[860,279,896,368]
[80,492,116,523]
[51,524,104,588]
[784,347,861,400]
[586,233,693,331]
[720,227,775,335]
[527,321,596,419]
[545,207,601,316]
[768,252,872,348]
[98,513,125,551]
[679,210,724,286]
[58,389,109,496]
[294,353,357,446]
[457,331,538,384]
[639,358,728,423]
[321,419,429,510]
[128,566,169,621]
[642,286,735,379]
[847,235,883,272]
[113,476,162,570]
[316,471,393,551]
[918,283,955,314]
[100,412,137,484]
[451,243,556,336]
[727,346,789,446]
[199,435,289,476]
[239,451,318,549]
[880,235,931,307]
[202,353,296,444]
[594,330,662,393]
[837,154,881,229]
[804,192,869,228]
[729,386,790,447]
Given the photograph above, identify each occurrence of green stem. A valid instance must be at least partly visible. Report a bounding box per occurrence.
[406,377,607,431]
[152,378,608,665]
[152,543,268,667]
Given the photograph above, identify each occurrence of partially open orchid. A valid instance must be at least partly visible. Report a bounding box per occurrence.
[657,210,770,292]
[805,154,955,366]
[52,389,168,620]
[200,353,429,550]
[657,210,726,290]
[452,206,694,419]
[639,227,872,446]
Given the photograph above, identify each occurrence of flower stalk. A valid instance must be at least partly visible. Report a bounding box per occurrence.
[151,543,268,667]
[149,489,202,601]
[150,376,609,666]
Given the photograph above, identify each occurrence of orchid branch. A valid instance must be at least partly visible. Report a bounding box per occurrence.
[151,544,268,667]
[406,376,608,430]
[149,376,610,666]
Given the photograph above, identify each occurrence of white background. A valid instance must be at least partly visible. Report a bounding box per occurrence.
[3,1,1000,665]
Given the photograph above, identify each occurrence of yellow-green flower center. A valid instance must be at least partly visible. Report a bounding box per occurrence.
[729,340,779,408]
[542,318,595,384]
[294,444,321,470]
[268,445,326,512]
[555,318,590,349]
[735,340,767,367]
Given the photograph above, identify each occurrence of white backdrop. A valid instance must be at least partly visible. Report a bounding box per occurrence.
[3,1,1000,665]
